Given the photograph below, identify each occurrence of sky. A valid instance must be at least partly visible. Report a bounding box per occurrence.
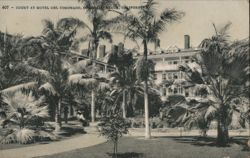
[0,0,249,51]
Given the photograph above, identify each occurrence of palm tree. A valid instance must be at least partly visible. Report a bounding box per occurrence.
[0,32,30,91]
[107,46,134,118]
[0,91,56,144]
[67,59,110,122]
[107,0,184,138]
[178,23,249,146]
[77,0,120,123]
[41,18,85,50]
[0,18,86,131]
[77,0,119,58]
[165,99,213,137]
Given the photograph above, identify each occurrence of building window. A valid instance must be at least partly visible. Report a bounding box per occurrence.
[153,73,157,80]
[173,61,178,64]
[174,88,178,94]
[162,88,166,96]
[179,87,183,94]
[168,88,173,94]
[173,73,178,79]
[162,73,166,80]
[185,60,189,63]
[168,74,173,80]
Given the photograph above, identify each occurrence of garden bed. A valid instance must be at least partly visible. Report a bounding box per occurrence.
[0,121,85,150]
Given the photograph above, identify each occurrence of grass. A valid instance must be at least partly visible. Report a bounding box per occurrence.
[36,136,249,158]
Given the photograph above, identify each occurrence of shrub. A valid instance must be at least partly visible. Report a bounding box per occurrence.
[99,113,129,158]
[0,91,57,144]
[128,117,167,129]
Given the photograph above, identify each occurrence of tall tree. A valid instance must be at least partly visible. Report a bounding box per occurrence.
[78,0,120,123]
[1,18,85,131]
[107,0,184,138]
[107,46,134,118]
[179,23,249,146]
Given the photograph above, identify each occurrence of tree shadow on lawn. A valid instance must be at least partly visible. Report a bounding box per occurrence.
[160,136,249,151]
[106,152,144,158]
[58,126,86,137]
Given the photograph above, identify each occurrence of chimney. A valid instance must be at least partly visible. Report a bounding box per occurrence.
[184,35,190,49]
[154,38,160,50]
[118,42,124,54]
[111,45,118,55]
[97,45,106,58]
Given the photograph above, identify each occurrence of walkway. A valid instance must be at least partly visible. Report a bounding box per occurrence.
[0,133,106,158]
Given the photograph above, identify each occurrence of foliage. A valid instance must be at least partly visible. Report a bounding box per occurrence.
[99,113,129,158]
[164,100,213,136]
[41,18,85,51]
[107,46,143,118]
[106,0,184,138]
[177,23,249,146]
[0,18,87,128]
[77,0,120,58]
[0,91,56,144]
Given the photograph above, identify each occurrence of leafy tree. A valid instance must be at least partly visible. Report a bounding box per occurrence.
[165,100,213,137]
[41,18,85,51]
[108,0,184,138]
[107,46,135,118]
[77,0,120,123]
[1,18,86,131]
[67,59,110,122]
[178,23,249,146]
[0,32,30,91]
[99,113,129,158]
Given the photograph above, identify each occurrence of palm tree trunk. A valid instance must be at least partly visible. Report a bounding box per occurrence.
[217,107,229,146]
[55,99,62,131]
[91,90,95,123]
[122,90,126,118]
[144,79,151,139]
[64,107,68,124]
[113,139,118,158]
[143,39,151,139]
[90,40,98,123]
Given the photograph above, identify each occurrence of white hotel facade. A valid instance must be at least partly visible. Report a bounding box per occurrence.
[134,35,201,101]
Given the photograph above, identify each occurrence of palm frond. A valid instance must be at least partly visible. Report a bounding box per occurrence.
[0,128,35,144]
[68,74,98,88]
[42,19,54,32]
[218,22,232,38]
[39,82,58,96]
[36,130,58,141]
[16,63,52,80]
[56,17,86,31]
[204,105,217,121]
[97,31,113,43]
[29,104,49,118]
[68,59,92,75]
[0,82,38,95]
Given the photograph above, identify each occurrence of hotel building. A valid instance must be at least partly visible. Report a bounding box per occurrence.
[134,35,201,101]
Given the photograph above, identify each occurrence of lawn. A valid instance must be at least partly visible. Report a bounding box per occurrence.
[37,136,249,158]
